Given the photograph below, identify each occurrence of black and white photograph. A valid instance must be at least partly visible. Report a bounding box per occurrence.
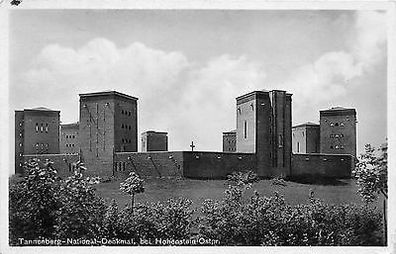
[0,1,394,253]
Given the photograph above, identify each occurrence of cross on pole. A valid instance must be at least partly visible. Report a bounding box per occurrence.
[190,141,195,151]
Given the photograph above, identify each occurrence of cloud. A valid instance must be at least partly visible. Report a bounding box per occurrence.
[353,11,387,68]
[26,38,189,94]
[281,11,386,124]
[20,39,266,151]
[17,11,386,151]
[171,55,266,150]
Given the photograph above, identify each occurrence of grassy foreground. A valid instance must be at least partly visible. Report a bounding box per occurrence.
[95,177,378,209]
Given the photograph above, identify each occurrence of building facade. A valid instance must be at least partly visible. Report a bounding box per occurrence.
[236,90,292,177]
[141,131,168,152]
[60,122,80,154]
[292,122,320,154]
[79,91,138,176]
[320,107,357,157]
[15,107,60,175]
[16,90,355,179]
[222,130,236,152]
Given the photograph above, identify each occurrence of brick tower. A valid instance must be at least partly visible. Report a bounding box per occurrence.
[236,90,292,177]
[320,107,357,157]
[292,122,320,154]
[141,131,168,152]
[79,91,138,176]
[222,130,236,152]
[15,107,60,175]
[60,122,80,154]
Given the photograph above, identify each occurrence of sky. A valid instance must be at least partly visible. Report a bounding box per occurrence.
[9,10,387,158]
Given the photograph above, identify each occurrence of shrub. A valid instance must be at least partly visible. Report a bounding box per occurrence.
[354,143,388,202]
[55,171,107,240]
[9,159,60,245]
[226,171,259,188]
[117,204,159,242]
[9,161,383,246]
[117,197,195,244]
[197,180,383,246]
[151,198,195,239]
[102,199,119,239]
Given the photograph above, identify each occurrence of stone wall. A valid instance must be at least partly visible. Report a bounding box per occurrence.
[114,151,257,180]
[23,153,80,178]
[291,153,353,178]
[21,152,353,180]
[114,151,184,179]
[183,152,257,179]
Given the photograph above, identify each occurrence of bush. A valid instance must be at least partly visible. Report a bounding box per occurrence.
[102,199,119,239]
[151,198,195,239]
[9,159,60,244]
[9,159,107,244]
[197,178,383,246]
[117,197,195,244]
[117,204,158,242]
[9,163,383,246]
[55,171,107,240]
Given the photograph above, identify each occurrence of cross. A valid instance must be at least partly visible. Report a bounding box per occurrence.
[190,141,195,151]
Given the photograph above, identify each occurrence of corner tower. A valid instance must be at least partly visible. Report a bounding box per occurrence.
[79,91,138,176]
[236,90,292,177]
[15,107,60,175]
[320,107,357,157]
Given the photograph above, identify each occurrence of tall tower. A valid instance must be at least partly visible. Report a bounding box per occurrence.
[15,107,60,175]
[320,107,357,157]
[236,90,292,177]
[79,91,138,176]
[269,90,292,177]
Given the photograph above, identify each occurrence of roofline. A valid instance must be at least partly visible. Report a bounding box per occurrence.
[320,108,356,113]
[236,90,269,101]
[271,89,293,96]
[141,131,168,135]
[292,123,320,128]
[61,122,79,127]
[320,108,356,116]
[17,109,60,113]
[79,91,138,101]
[236,90,292,101]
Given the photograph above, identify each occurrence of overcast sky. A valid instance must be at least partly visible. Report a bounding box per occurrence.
[9,10,387,155]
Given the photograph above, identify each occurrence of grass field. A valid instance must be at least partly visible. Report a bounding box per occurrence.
[95,177,380,209]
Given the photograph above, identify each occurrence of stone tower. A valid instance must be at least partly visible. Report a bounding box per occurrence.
[236,90,292,177]
[320,107,357,157]
[222,130,236,152]
[141,131,168,152]
[15,107,60,175]
[79,91,138,176]
[60,122,80,154]
[292,122,320,154]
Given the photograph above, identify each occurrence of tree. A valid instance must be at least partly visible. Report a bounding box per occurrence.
[120,172,145,213]
[55,164,106,240]
[354,143,387,202]
[9,158,60,244]
[226,171,259,189]
[103,199,119,238]
[354,142,387,245]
